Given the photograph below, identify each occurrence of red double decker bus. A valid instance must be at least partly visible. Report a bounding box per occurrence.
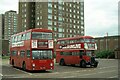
[10,28,54,71]
[56,36,98,68]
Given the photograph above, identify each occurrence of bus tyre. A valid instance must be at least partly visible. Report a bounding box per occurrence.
[80,61,86,68]
[60,59,65,66]
[22,62,26,71]
[94,61,98,68]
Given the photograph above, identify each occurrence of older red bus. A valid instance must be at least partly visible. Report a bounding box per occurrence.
[10,28,54,71]
[56,36,98,68]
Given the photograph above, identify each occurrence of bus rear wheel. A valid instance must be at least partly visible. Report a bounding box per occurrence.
[22,62,26,71]
[60,59,65,66]
[80,60,86,68]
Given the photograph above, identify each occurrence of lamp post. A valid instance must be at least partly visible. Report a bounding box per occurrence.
[106,32,108,50]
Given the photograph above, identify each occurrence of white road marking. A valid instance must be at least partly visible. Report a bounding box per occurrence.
[0,73,3,76]
[51,66,117,75]
[14,68,33,75]
[51,72,59,74]
[62,70,117,78]
[63,76,76,78]
[98,66,117,70]
[109,76,118,78]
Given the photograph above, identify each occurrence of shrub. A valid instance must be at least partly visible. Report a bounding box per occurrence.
[96,50,115,58]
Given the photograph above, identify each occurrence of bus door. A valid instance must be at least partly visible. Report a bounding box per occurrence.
[15,51,21,67]
[79,50,85,61]
[25,50,31,69]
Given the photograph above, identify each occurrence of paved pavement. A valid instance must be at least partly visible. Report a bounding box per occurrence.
[1,59,119,78]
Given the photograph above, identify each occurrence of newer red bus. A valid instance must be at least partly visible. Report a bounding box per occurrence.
[10,28,54,71]
[56,36,98,68]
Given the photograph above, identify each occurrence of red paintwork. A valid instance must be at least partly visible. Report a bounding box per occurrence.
[10,28,54,71]
[56,36,96,65]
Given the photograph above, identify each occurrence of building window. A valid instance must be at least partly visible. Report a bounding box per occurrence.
[54,16,57,20]
[54,5,57,8]
[37,22,39,26]
[54,22,57,25]
[74,30,76,33]
[81,26,84,28]
[81,16,84,20]
[58,33,63,37]
[58,28,63,32]
[48,15,52,19]
[73,5,76,8]
[37,17,39,20]
[70,29,72,33]
[58,17,62,21]
[48,9,52,13]
[40,16,42,19]
[54,27,57,31]
[74,15,76,18]
[70,9,72,12]
[70,14,72,17]
[81,31,84,34]
[48,20,52,25]
[48,26,52,30]
[63,7,64,10]
[70,4,72,7]
[74,20,75,23]
[73,10,75,13]
[24,14,26,17]
[66,8,68,12]
[59,6,62,10]
[80,2,84,6]
[81,7,84,11]
[81,21,84,25]
[40,22,42,25]
[73,25,76,28]
[70,19,72,22]
[24,19,26,22]
[48,3,52,7]
[81,12,84,15]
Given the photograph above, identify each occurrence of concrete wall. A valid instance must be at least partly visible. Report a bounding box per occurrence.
[0,39,9,55]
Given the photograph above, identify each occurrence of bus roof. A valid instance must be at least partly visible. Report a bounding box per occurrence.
[11,28,53,37]
[57,36,94,41]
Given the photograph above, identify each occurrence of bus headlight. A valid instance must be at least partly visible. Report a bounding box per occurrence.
[32,63,35,67]
[50,63,53,66]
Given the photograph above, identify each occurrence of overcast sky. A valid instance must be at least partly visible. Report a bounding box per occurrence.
[0,0,119,37]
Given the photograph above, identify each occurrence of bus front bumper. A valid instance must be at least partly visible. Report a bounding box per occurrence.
[86,60,98,67]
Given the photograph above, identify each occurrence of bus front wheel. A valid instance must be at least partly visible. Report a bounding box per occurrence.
[80,60,86,68]
[22,62,26,70]
[60,59,65,66]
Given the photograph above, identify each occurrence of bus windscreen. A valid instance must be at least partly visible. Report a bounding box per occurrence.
[32,50,52,59]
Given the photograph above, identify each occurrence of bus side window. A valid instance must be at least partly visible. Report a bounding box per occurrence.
[80,39,84,42]
[27,50,30,58]
[79,51,85,58]
[21,34,26,41]
[20,51,25,57]
[26,32,31,40]
[60,52,63,55]
[11,51,17,56]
